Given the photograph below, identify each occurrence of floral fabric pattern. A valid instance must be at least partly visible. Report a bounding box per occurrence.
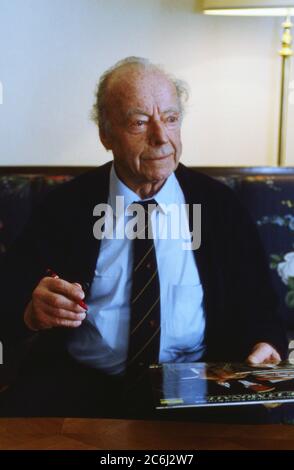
[235,174,294,329]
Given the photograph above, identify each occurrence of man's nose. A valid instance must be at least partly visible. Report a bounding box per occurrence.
[148,120,169,146]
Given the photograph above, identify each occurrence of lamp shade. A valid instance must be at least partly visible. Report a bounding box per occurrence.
[203,1,294,15]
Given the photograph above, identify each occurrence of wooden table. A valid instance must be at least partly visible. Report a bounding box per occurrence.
[0,418,294,450]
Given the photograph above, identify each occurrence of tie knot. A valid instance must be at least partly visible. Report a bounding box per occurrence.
[129,199,158,240]
[132,199,158,214]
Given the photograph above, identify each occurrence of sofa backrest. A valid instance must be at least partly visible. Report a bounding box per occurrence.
[0,166,293,339]
[198,168,294,336]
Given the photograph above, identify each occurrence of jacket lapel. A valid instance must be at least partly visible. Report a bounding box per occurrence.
[175,163,221,348]
[60,161,112,294]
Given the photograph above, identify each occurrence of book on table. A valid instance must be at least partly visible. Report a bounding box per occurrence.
[149,361,294,409]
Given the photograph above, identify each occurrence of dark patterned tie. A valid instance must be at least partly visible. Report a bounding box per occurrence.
[127,199,161,375]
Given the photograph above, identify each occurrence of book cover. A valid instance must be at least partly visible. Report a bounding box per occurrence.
[149,361,294,409]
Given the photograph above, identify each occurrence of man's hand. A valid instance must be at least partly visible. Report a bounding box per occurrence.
[24,276,87,331]
[246,342,281,365]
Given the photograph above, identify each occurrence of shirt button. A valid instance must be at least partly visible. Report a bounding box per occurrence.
[146,262,152,269]
[149,320,156,328]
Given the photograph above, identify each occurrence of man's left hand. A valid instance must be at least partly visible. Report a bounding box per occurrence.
[246,342,281,365]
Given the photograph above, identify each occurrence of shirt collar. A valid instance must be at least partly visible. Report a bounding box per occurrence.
[109,163,180,216]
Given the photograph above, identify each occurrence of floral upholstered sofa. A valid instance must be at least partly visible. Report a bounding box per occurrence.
[0,166,293,362]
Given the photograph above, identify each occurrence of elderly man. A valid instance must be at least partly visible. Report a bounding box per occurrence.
[0,57,287,419]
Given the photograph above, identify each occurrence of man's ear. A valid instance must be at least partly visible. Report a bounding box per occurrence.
[99,128,112,151]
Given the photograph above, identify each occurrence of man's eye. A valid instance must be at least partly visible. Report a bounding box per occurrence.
[135,120,146,127]
[166,115,178,123]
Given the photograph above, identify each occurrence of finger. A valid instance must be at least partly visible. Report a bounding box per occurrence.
[264,351,281,364]
[53,317,83,328]
[40,304,87,321]
[33,309,84,329]
[247,350,269,365]
[43,277,85,303]
[247,345,269,364]
[247,357,262,365]
[46,273,59,279]
[73,282,83,288]
[49,294,87,313]
[45,314,83,328]
[247,344,281,365]
[247,352,266,365]
[37,289,87,313]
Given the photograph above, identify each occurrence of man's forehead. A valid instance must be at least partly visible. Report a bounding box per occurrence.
[107,66,179,111]
[109,65,177,96]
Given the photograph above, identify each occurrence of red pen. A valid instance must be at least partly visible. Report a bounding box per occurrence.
[46,269,88,311]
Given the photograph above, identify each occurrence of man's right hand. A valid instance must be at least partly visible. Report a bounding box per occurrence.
[24,276,87,331]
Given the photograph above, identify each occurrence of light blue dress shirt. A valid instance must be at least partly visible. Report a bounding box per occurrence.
[67,164,206,375]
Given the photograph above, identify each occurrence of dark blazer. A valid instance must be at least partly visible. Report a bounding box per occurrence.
[0,162,288,362]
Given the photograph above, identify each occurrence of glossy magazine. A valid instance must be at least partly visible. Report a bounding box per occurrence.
[149,361,294,409]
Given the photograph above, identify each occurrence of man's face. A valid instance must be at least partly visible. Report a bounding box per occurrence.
[100,66,182,188]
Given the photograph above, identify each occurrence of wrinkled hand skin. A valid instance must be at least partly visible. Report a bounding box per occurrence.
[24,276,87,331]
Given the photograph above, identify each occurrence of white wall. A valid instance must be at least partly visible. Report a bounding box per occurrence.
[0,0,293,166]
